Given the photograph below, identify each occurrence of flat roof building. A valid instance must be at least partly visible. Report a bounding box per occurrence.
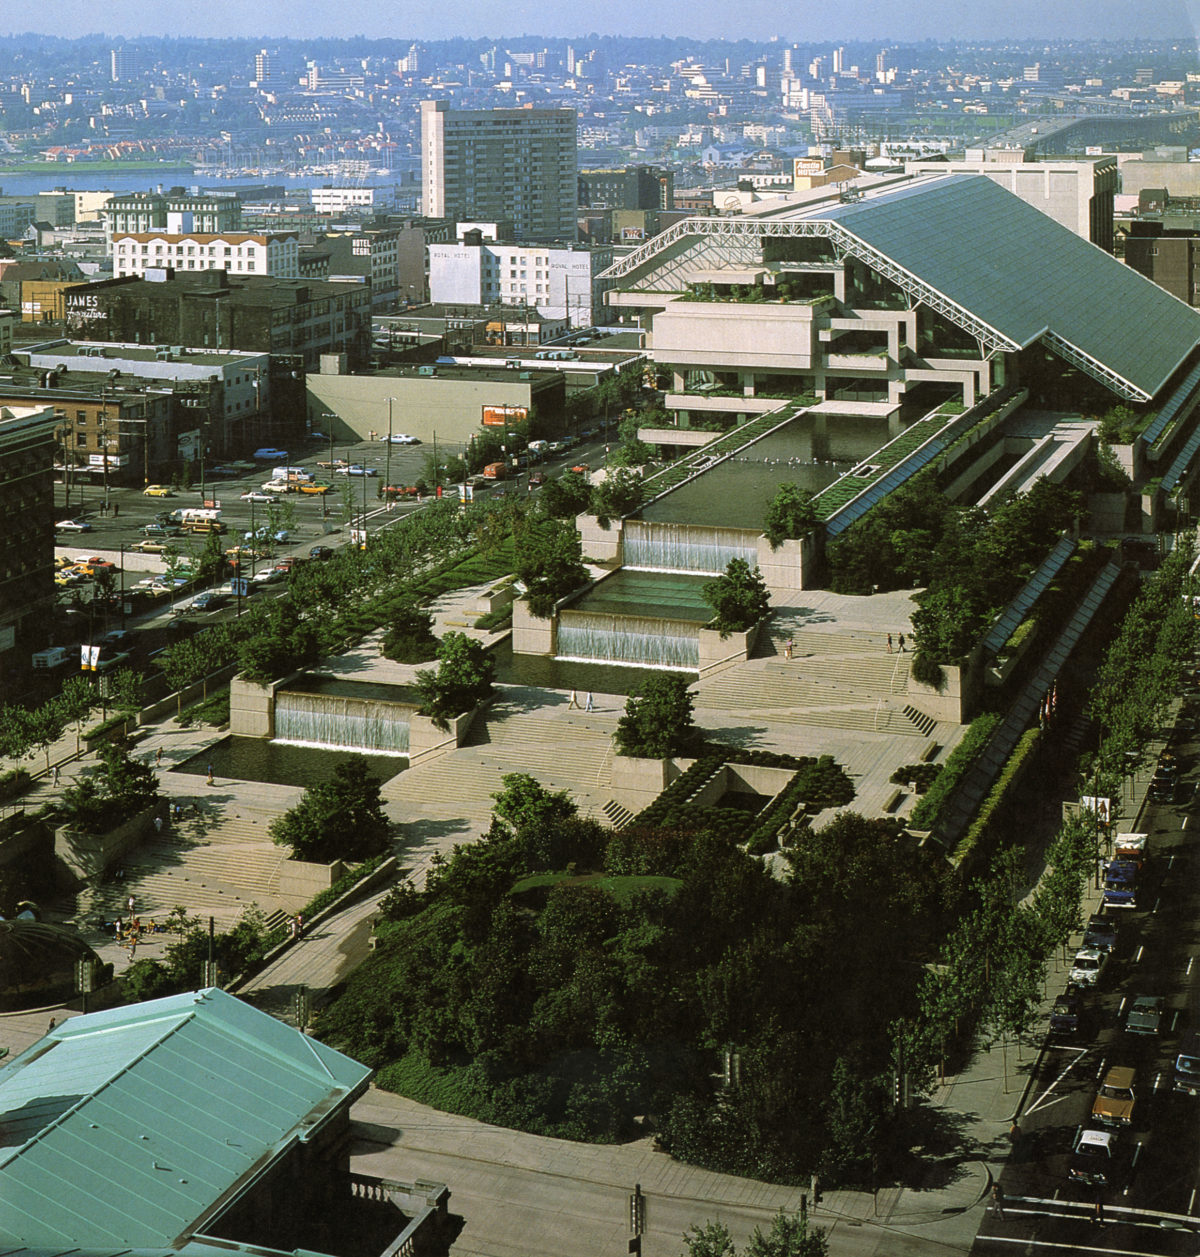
[421,100,578,243]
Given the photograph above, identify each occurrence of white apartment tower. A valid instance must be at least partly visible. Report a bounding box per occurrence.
[420,100,578,243]
[255,49,272,84]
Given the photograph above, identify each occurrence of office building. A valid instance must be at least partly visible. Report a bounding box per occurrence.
[0,401,59,686]
[63,269,370,370]
[112,231,300,279]
[101,191,242,248]
[110,45,137,82]
[578,166,674,211]
[421,100,578,242]
[430,226,611,328]
[254,48,272,85]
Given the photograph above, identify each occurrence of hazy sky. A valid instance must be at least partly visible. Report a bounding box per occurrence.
[2,0,1200,42]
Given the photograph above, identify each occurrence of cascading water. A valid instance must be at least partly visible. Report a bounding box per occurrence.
[556,611,700,670]
[623,520,759,574]
[274,691,411,755]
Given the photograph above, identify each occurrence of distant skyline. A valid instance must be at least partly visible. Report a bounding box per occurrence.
[3,0,1200,44]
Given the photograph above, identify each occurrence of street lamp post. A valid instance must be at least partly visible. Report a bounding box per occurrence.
[384,396,396,493]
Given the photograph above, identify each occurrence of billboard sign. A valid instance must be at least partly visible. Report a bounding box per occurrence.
[482,404,528,427]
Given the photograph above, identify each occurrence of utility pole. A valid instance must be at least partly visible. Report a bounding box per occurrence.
[384,395,396,490]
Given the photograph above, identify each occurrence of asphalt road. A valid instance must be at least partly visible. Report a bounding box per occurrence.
[973,704,1200,1255]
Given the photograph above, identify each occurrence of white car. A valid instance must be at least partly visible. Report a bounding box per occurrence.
[251,567,284,585]
[386,433,420,445]
[55,518,92,532]
[241,491,278,503]
[1069,947,1109,988]
[336,465,377,476]
[261,480,292,493]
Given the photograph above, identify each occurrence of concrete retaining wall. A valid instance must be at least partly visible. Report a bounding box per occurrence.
[698,620,762,677]
[755,533,817,591]
[577,513,623,563]
[610,754,684,812]
[230,674,286,739]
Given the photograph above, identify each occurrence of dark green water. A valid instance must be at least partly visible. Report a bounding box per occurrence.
[173,736,407,788]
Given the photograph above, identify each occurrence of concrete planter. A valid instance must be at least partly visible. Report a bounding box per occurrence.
[755,533,818,591]
[697,618,764,677]
[610,754,685,812]
[55,801,166,887]
[276,856,346,901]
[576,512,623,563]
[472,583,516,615]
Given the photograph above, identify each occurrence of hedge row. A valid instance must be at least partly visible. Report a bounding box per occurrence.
[951,726,1043,869]
[745,754,855,854]
[908,711,1002,830]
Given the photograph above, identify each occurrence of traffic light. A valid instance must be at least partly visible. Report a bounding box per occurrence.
[629,1185,645,1235]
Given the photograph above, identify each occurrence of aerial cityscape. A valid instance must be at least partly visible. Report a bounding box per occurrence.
[0,14,1199,1257]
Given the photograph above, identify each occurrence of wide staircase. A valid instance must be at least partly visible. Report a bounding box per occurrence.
[384,699,616,827]
[696,627,933,737]
[73,804,296,931]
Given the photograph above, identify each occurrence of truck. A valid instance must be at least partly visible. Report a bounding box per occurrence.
[169,507,221,526]
[271,466,313,484]
[482,461,507,480]
[31,646,71,671]
[1102,860,1139,909]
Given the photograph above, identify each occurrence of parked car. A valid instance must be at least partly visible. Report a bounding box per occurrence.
[245,527,289,544]
[251,567,284,585]
[1082,914,1119,954]
[1069,1126,1127,1188]
[55,518,92,532]
[1125,994,1165,1036]
[241,491,278,503]
[1092,1065,1137,1126]
[100,629,133,651]
[142,523,181,539]
[299,482,332,494]
[310,431,329,442]
[253,448,289,461]
[309,545,334,560]
[131,539,168,554]
[1050,986,1084,1037]
[386,433,420,444]
[1069,947,1109,988]
[337,464,377,476]
[142,484,173,497]
[1173,1031,1200,1095]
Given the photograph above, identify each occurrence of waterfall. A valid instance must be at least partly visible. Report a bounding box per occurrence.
[556,611,700,670]
[624,520,759,574]
[274,691,411,755]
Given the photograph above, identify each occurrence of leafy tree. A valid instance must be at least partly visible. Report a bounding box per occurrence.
[614,673,698,758]
[380,599,439,663]
[414,631,496,730]
[682,1220,737,1257]
[744,1212,828,1257]
[514,514,588,618]
[703,559,771,637]
[196,527,226,582]
[59,739,159,833]
[237,600,320,683]
[590,467,644,528]
[492,772,578,834]
[763,484,818,549]
[540,470,592,519]
[270,754,390,863]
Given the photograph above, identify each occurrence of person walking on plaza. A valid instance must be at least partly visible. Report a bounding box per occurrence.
[206,762,214,787]
[991,1185,1005,1218]
[584,691,594,712]
[897,633,906,652]
[155,747,162,767]
[567,690,579,710]
[785,638,794,660]
[886,633,893,653]
[52,764,59,787]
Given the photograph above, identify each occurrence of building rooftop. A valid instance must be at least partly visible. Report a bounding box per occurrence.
[0,987,371,1249]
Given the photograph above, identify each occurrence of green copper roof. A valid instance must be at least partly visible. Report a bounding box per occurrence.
[822,175,1200,400]
[0,988,371,1248]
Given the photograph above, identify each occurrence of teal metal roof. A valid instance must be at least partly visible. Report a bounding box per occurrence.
[0,989,371,1249]
[821,175,1200,401]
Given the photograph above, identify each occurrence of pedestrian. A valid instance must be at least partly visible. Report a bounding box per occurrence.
[1009,1119,1020,1147]
[47,1017,56,1033]
[898,633,906,652]
[126,893,135,915]
[785,638,794,661]
[52,764,60,786]
[810,1172,821,1206]
[567,689,579,710]
[1093,1194,1105,1226]
[290,915,299,940]
[112,502,119,518]
[992,1184,1005,1218]
[153,814,163,835]
[584,691,594,712]
[886,633,893,653]
[115,917,123,941]
[296,912,304,936]
[155,747,162,767]
[206,763,214,787]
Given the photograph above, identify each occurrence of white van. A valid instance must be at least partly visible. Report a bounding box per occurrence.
[272,466,312,482]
